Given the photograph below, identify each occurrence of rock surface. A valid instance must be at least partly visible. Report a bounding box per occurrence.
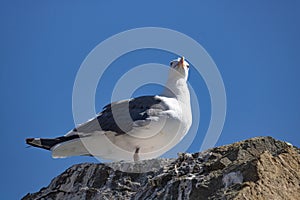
[23,137,300,200]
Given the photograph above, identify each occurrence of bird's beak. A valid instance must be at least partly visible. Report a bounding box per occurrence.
[179,56,185,67]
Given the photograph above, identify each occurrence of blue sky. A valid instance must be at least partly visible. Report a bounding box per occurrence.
[1,1,300,199]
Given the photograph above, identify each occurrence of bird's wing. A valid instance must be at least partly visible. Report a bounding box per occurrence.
[66,96,168,137]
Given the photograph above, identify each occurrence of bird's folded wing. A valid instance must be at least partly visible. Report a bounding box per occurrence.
[66,96,168,137]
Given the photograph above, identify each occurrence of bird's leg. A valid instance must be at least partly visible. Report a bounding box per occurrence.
[133,147,140,162]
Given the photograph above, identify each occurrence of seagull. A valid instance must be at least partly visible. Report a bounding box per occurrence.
[26,57,192,161]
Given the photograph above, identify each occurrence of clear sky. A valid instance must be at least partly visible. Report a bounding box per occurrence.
[1,1,299,199]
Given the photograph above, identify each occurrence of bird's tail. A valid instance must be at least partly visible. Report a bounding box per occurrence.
[25,135,80,151]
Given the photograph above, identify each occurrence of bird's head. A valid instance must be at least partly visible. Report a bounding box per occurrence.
[169,56,190,79]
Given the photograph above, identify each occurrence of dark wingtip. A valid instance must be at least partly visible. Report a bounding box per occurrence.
[26,138,34,144]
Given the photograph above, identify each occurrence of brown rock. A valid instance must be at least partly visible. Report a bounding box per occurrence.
[22,136,300,200]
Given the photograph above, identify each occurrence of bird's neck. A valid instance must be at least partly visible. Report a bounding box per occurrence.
[162,75,190,102]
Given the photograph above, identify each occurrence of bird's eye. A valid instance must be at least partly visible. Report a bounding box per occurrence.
[186,65,190,68]
[170,62,173,66]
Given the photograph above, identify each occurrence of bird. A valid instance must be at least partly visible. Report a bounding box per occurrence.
[26,57,192,161]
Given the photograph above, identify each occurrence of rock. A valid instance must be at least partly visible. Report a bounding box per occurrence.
[22,136,300,200]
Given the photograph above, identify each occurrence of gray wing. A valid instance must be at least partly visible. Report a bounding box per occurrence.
[71,96,167,136]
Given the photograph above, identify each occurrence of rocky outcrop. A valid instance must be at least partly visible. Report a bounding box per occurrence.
[23,137,300,200]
